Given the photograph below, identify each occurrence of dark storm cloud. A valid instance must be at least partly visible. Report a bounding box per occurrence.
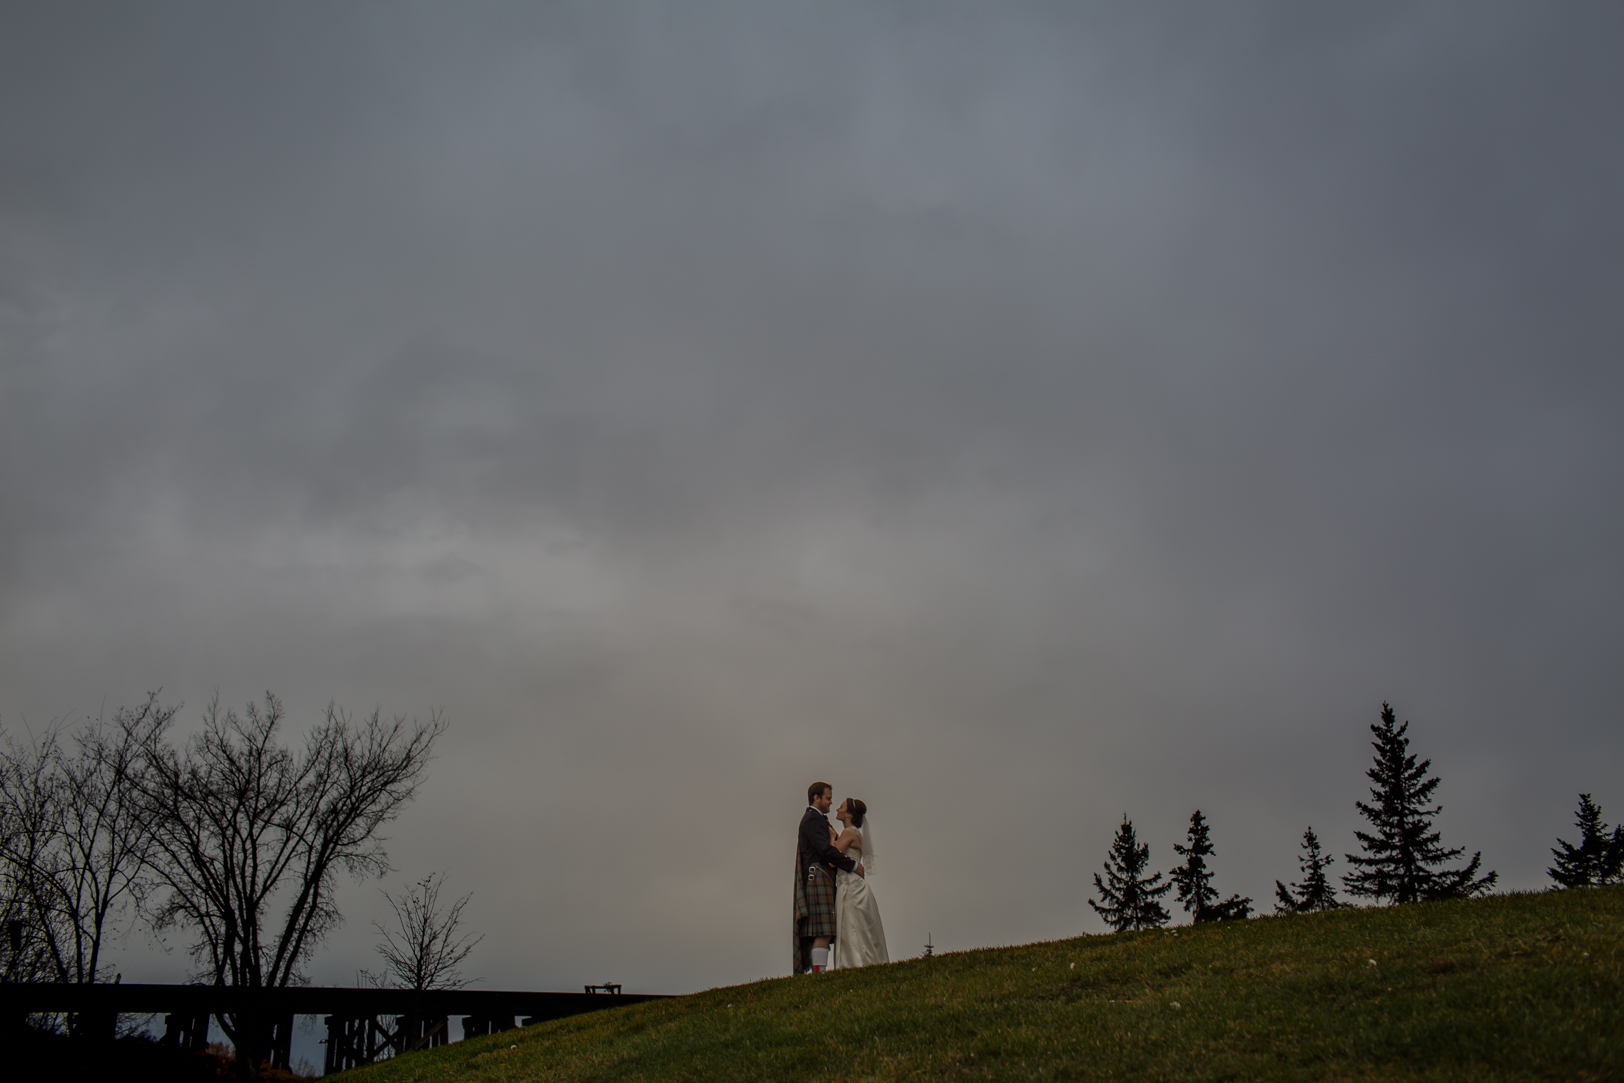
[2,2,1621,993]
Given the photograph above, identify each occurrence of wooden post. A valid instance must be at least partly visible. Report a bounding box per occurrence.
[69,1008,117,1042]
[163,1011,211,1051]
[323,1016,338,1075]
[268,1013,294,1070]
[396,1014,449,1054]
[324,1015,367,1074]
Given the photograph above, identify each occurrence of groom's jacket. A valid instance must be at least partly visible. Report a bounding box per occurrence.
[797,807,858,879]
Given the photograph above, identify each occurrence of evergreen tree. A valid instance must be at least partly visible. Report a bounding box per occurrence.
[1089,815,1171,932]
[1274,827,1342,913]
[1549,794,1624,888]
[1343,703,1497,904]
[1170,810,1252,922]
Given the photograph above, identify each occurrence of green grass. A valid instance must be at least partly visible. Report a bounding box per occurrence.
[340,887,1622,1082]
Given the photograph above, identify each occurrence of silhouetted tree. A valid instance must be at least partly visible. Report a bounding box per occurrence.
[1,731,60,987]
[363,872,482,991]
[1275,827,1342,914]
[135,693,444,1078]
[1089,815,1170,932]
[1343,703,1496,905]
[358,871,481,1063]
[1169,810,1251,922]
[1549,794,1624,888]
[0,748,55,986]
[0,696,173,990]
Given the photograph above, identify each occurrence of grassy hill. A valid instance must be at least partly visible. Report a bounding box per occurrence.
[341,887,1622,1082]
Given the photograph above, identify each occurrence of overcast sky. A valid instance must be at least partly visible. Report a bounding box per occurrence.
[2,2,1621,998]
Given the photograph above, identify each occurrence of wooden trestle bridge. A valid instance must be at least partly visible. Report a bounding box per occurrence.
[0,982,669,1074]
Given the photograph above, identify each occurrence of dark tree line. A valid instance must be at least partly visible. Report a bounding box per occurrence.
[1090,701,1504,933]
[1275,828,1340,914]
[1089,810,1252,933]
[1170,810,1252,923]
[1549,794,1623,888]
[0,691,445,1078]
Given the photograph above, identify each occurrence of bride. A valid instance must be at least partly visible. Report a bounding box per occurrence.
[829,798,888,968]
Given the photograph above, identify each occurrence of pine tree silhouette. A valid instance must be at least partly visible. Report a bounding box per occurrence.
[1089,815,1171,932]
[1549,794,1624,888]
[1275,826,1342,913]
[1343,703,1497,904]
[1170,810,1252,922]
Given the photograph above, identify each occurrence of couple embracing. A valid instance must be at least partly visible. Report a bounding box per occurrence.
[794,781,888,973]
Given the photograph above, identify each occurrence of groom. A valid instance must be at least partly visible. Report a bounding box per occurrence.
[795,781,864,974]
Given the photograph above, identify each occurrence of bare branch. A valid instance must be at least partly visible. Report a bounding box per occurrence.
[0,694,174,986]
[369,871,483,992]
[133,692,442,1074]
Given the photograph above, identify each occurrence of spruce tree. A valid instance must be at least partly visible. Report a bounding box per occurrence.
[1274,826,1342,913]
[1343,702,1497,904]
[1170,810,1252,922]
[1549,794,1624,888]
[1089,815,1171,932]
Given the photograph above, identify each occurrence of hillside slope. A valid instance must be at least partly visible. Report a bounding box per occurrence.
[343,887,1622,1082]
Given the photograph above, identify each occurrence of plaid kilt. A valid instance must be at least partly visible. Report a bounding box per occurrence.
[793,864,837,971]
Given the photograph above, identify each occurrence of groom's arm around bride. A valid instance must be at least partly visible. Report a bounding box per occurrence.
[800,806,862,877]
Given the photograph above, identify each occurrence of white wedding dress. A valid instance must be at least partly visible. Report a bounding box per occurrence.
[832,831,888,969]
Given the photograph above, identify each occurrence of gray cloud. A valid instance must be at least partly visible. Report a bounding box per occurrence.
[2,1,1621,996]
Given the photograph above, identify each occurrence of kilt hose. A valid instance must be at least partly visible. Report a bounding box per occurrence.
[793,864,837,972]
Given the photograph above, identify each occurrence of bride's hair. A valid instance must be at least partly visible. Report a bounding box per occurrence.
[847,798,867,828]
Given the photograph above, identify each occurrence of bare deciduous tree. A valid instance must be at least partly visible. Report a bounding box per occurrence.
[0,730,59,986]
[0,695,172,991]
[364,872,482,992]
[135,692,443,1076]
